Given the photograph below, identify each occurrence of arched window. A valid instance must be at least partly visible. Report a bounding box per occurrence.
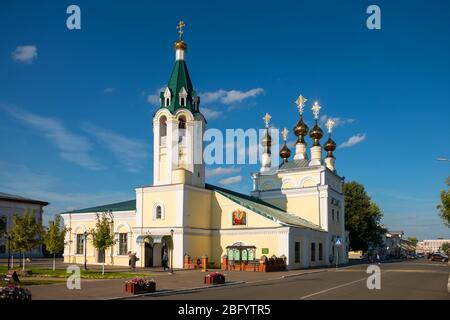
[166,98,170,106]
[180,97,185,107]
[178,115,186,129]
[159,116,167,136]
[156,206,162,219]
[154,204,164,220]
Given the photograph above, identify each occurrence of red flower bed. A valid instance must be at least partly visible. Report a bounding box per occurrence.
[204,272,225,285]
[124,278,156,294]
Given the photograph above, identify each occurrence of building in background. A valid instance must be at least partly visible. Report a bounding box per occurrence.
[0,192,48,258]
[416,239,450,254]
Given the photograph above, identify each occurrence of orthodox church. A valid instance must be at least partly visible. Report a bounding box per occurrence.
[61,22,349,270]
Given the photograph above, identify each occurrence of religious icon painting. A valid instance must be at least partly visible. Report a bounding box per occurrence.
[232,209,246,225]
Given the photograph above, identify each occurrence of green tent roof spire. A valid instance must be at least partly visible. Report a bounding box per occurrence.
[159,22,200,114]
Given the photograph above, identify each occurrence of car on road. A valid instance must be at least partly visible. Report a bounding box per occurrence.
[430,252,449,262]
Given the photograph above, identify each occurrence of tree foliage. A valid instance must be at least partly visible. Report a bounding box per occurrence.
[437,177,450,227]
[9,209,43,254]
[43,215,66,255]
[343,181,386,252]
[407,237,418,245]
[91,212,115,252]
[441,242,450,255]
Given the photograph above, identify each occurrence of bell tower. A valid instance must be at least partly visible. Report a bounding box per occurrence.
[152,20,205,187]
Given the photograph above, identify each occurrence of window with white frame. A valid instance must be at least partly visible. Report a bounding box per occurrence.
[119,233,128,255]
[76,234,84,255]
[154,204,164,220]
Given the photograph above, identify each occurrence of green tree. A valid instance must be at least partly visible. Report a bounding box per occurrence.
[437,177,450,227]
[343,181,386,252]
[441,242,450,255]
[43,215,66,271]
[9,209,44,271]
[91,212,115,275]
[407,237,418,246]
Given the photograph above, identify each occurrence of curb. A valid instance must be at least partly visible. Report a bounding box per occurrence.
[281,269,328,279]
[110,281,246,300]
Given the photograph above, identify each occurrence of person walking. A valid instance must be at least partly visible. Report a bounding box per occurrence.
[130,252,139,270]
[128,251,132,269]
[162,251,169,271]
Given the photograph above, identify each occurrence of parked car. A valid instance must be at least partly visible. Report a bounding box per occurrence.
[430,252,449,262]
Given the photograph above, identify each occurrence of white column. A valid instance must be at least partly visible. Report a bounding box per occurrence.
[294,143,308,160]
[153,122,160,185]
[309,146,322,166]
[166,118,178,184]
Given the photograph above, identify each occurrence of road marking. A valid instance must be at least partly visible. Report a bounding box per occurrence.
[299,276,368,300]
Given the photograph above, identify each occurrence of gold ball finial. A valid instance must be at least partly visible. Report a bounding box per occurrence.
[280,127,291,163]
[312,101,321,120]
[263,113,272,128]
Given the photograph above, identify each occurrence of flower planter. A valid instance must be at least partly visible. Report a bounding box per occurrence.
[204,273,225,285]
[124,279,156,294]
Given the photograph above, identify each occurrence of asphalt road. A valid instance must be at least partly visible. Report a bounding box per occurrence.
[137,260,450,300]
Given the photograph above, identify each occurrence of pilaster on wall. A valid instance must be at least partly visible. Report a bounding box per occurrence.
[318,185,329,232]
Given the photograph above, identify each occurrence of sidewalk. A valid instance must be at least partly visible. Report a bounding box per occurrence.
[28,267,331,300]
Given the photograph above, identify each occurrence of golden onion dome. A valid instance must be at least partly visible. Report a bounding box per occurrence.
[324,137,336,158]
[280,143,291,162]
[261,129,272,147]
[174,40,187,50]
[309,121,324,146]
[293,116,309,144]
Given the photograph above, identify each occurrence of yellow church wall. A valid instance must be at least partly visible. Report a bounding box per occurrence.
[141,189,177,227]
[184,233,211,261]
[285,195,320,225]
[185,187,212,229]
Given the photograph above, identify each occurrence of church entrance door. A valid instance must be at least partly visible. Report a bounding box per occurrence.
[145,242,153,267]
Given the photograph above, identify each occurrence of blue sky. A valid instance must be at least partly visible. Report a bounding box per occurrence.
[1,0,449,240]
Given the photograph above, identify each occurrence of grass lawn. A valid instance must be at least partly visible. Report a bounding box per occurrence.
[0,266,154,279]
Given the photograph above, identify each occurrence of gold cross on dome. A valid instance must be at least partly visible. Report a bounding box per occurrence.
[263,113,272,128]
[177,20,186,40]
[295,95,307,115]
[312,101,321,119]
[282,128,289,141]
[326,118,335,134]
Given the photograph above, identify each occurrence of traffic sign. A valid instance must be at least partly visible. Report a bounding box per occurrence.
[335,237,342,247]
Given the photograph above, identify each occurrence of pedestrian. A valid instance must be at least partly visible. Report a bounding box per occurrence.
[130,252,139,270]
[162,250,169,271]
[128,251,132,269]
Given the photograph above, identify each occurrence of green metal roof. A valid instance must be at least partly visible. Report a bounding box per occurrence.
[62,199,135,214]
[279,159,310,170]
[205,184,323,231]
[159,60,198,114]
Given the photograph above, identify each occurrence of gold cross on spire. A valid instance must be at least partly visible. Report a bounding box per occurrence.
[312,101,321,119]
[326,118,335,134]
[263,113,272,128]
[282,128,289,142]
[295,95,307,115]
[177,20,186,40]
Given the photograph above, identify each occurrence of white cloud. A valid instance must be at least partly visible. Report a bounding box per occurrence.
[147,86,165,105]
[320,115,355,128]
[339,133,366,148]
[12,45,38,64]
[219,175,243,186]
[1,105,103,170]
[82,124,148,173]
[206,166,242,178]
[201,107,222,120]
[104,87,114,93]
[200,88,264,105]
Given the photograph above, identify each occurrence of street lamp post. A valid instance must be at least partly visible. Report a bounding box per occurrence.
[83,231,88,271]
[170,229,174,274]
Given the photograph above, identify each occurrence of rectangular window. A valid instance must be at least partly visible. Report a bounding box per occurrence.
[311,242,316,262]
[319,243,323,261]
[119,233,128,255]
[337,210,340,222]
[0,245,5,254]
[294,242,300,263]
[76,234,84,255]
[0,216,6,234]
[331,209,334,221]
